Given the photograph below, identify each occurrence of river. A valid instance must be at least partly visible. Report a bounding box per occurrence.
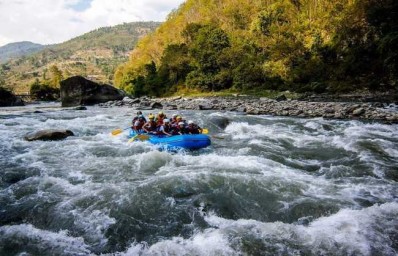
[0,103,397,255]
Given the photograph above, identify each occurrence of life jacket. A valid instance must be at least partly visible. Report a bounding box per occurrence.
[186,125,200,134]
[133,115,146,124]
[160,124,173,134]
[155,114,166,125]
[144,120,158,132]
[176,125,187,134]
[133,119,145,131]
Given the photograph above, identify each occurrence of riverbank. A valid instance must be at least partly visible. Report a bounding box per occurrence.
[99,95,398,123]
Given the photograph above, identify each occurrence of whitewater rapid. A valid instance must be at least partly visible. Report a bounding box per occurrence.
[0,103,397,255]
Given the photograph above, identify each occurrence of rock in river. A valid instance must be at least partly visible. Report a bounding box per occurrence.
[60,76,124,107]
[0,87,24,107]
[24,129,74,141]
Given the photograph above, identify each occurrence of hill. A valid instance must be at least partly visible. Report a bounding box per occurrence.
[0,41,46,63]
[1,22,160,93]
[115,0,398,97]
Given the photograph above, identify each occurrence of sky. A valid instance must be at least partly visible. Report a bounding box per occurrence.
[0,0,185,47]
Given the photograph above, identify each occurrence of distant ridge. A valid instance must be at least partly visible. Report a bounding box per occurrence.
[0,41,46,63]
[1,22,160,93]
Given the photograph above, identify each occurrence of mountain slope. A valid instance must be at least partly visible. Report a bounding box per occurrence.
[1,22,160,93]
[115,0,398,96]
[0,41,46,63]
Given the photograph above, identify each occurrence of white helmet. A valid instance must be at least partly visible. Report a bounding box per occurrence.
[164,119,170,123]
[134,120,140,126]
[172,114,178,118]
[188,120,194,125]
[178,122,185,126]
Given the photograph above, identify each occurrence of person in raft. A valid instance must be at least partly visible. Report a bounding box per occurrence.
[175,121,188,135]
[142,114,158,134]
[158,119,174,136]
[132,115,146,132]
[170,114,178,124]
[155,111,167,126]
[185,120,203,134]
[132,111,146,124]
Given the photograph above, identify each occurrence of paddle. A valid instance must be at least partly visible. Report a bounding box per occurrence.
[212,135,224,139]
[128,134,150,143]
[200,128,224,139]
[111,127,130,136]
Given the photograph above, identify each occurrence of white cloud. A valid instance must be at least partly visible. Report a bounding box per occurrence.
[0,0,185,47]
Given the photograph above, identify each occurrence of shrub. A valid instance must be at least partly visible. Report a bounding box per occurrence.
[30,80,60,101]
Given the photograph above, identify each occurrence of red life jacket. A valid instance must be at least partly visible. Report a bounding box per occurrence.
[133,119,145,131]
[156,114,166,126]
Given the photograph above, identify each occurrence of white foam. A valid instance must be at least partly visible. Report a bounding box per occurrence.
[117,202,398,255]
[121,229,237,256]
[204,202,398,255]
[0,224,90,255]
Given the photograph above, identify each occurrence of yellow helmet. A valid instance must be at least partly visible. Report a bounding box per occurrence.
[148,114,155,119]
[158,111,164,115]
[176,116,182,120]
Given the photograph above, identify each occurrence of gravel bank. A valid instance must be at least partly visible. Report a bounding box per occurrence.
[99,95,398,123]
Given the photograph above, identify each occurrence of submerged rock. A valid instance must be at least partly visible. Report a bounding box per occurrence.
[74,106,87,110]
[60,76,124,107]
[24,129,74,141]
[208,116,230,129]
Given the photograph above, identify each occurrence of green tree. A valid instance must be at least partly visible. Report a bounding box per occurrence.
[186,24,232,91]
[157,43,193,93]
[30,79,60,100]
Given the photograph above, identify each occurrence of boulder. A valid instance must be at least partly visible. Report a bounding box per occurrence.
[208,116,230,129]
[352,107,365,116]
[275,94,287,101]
[60,76,124,107]
[151,102,163,109]
[74,106,87,110]
[0,87,24,107]
[199,104,213,110]
[24,129,74,141]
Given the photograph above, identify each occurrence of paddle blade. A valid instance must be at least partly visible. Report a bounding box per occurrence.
[128,134,150,143]
[136,134,150,140]
[111,129,123,136]
[212,135,224,139]
[202,128,209,134]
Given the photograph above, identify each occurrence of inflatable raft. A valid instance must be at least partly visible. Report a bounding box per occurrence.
[129,130,211,150]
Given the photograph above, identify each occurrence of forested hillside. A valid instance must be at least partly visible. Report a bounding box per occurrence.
[0,41,45,63]
[115,0,398,97]
[1,22,160,93]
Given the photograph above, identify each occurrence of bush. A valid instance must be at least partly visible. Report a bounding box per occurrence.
[30,81,60,101]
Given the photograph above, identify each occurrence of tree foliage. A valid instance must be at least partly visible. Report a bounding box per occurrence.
[29,79,60,101]
[115,0,398,96]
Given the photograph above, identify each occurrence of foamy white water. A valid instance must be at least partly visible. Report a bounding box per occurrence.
[0,103,397,255]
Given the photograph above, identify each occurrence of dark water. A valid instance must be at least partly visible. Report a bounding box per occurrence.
[0,103,397,255]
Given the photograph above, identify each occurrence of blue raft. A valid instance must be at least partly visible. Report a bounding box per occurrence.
[129,130,211,150]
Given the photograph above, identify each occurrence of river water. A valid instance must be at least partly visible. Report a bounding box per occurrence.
[0,103,397,256]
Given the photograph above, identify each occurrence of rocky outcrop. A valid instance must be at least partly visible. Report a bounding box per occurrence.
[208,116,230,129]
[0,87,24,107]
[98,95,398,123]
[60,76,124,107]
[24,129,74,141]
